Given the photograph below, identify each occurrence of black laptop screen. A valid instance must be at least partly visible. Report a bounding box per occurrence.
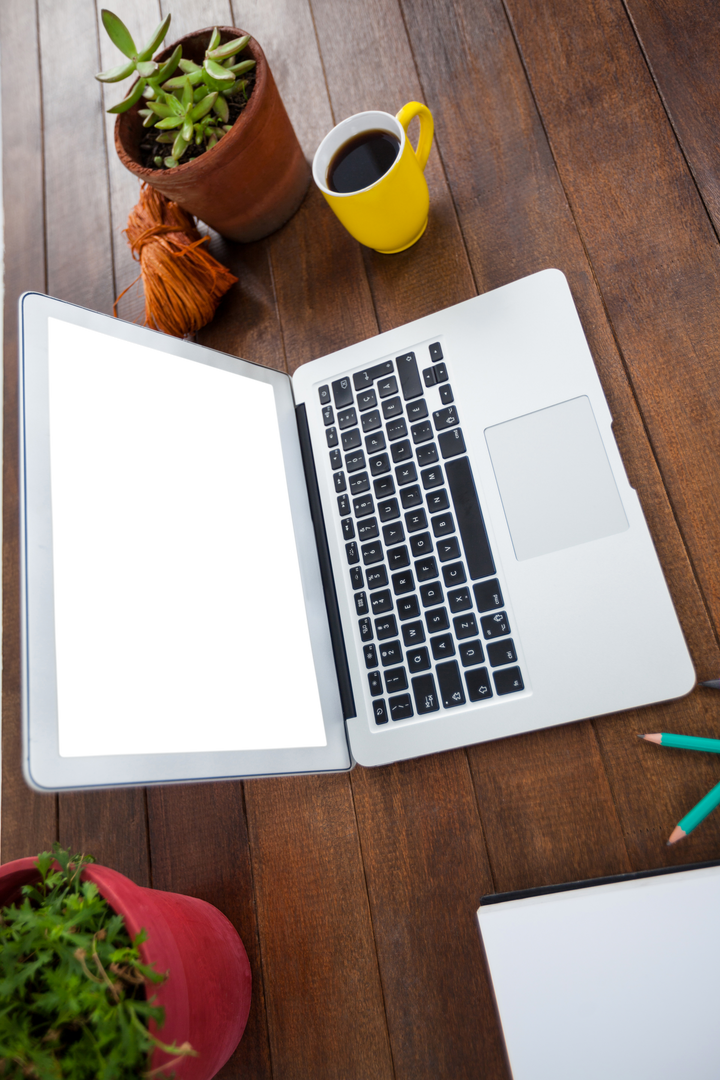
[46,317,327,757]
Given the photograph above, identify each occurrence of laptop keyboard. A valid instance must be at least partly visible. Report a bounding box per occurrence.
[318,341,524,726]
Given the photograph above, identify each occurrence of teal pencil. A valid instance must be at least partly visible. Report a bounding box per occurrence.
[639,732,720,753]
[667,778,720,844]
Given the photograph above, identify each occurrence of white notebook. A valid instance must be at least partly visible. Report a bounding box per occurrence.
[477,863,720,1080]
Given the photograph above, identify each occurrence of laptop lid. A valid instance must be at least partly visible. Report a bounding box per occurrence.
[19,292,351,791]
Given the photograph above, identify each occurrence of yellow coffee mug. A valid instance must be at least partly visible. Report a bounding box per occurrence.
[312,103,434,254]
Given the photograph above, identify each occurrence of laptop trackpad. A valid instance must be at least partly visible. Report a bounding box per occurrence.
[485,396,628,561]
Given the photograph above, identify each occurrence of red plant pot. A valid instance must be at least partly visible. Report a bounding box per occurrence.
[0,857,252,1080]
[114,28,311,242]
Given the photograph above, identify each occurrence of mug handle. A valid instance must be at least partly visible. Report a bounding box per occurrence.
[396,102,434,172]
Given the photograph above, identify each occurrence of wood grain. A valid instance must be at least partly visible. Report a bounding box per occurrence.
[244,775,394,1080]
[0,0,57,863]
[625,0,720,237]
[352,753,510,1080]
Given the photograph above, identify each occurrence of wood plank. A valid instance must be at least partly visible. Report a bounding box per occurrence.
[501,0,720,641]
[38,0,115,311]
[352,754,510,1080]
[147,783,272,1080]
[310,0,476,329]
[398,0,720,879]
[244,775,394,1080]
[625,0,720,235]
[0,0,57,863]
[57,790,150,885]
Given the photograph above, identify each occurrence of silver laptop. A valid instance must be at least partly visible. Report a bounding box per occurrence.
[18,269,695,791]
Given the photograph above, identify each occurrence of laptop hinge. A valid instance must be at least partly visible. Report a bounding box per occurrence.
[295,403,356,720]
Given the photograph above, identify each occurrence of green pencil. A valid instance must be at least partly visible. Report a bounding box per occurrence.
[667,778,720,844]
[639,732,720,753]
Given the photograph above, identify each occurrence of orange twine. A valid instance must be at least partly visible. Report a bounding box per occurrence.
[115,184,238,337]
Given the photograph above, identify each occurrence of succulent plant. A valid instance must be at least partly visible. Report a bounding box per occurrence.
[96,11,256,168]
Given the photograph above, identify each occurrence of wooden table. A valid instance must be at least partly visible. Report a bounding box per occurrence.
[3,1,720,1076]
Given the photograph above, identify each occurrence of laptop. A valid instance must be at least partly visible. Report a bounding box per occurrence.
[18,269,695,791]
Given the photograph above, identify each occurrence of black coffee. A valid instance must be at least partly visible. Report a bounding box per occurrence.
[327,130,400,193]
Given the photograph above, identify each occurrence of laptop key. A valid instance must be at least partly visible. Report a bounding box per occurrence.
[384,667,409,693]
[439,428,466,458]
[448,586,472,613]
[431,634,455,660]
[332,377,353,408]
[338,494,350,516]
[436,660,466,708]
[349,471,370,495]
[382,522,405,546]
[420,465,444,489]
[459,640,484,667]
[368,670,383,697]
[401,484,423,509]
[387,417,408,441]
[439,383,454,405]
[397,595,421,620]
[433,405,459,430]
[407,399,429,421]
[379,640,403,667]
[361,541,383,565]
[370,360,395,381]
[377,375,398,398]
[431,512,455,537]
[436,537,461,562]
[353,494,374,517]
[334,471,347,493]
[494,666,524,695]
[370,453,391,476]
[374,475,396,497]
[396,462,418,486]
[487,639,518,667]
[420,581,443,607]
[434,362,449,383]
[364,644,378,668]
[322,405,334,425]
[465,667,493,701]
[357,518,379,541]
[389,693,414,721]
[346,540,359,564]
[382,395,403,420]
[366,566,389,590]
[405,509,428,532]
[365,432,386,454]
[412,673,440,714]
[416,443,439,465]
[454,614,479,640]
[375,615,398,640]
[387,545,410,570]
[481,612,511,639]
[362,408,382,432]
[474,578,504,611]
[378,498,400,522]
[426,489,450,513]
[345,450,366,472]
[350,566,363,590]
[392,570,415,595]
[408,647,431,673]
[319,384,331,404]
[429,342,443,361]
[370,589,393,614]
[342,518,355,540]
[354,592,368,615]
[357,390,378,411]
[442,560,466,585]
[330,449,342,470]
[338,407,357,429]
[415,556,438,582]
[391,439,413,463]
[396,352,423,400]
[445,457,495,580]
[410,532,433,558]
[425,607,450,633]
[422,366,437,388]
[402,620,426,646]
[359,617,373,641]
[342,428,362,451]
[326,427,338,447]
[373,699,388,725]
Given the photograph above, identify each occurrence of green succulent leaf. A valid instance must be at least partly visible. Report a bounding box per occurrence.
[162,75,188,90]
[101,9,138,59]
[207,27,222,53]
[179,58,202,73]
[182,118,194,142]
[155,115,184,130]
[95,59,135,83]
[172,133,188,160]
[226,58,256,75]
[156,46,183,81]
[166,94,185,116]
[137,13,172,61]
[164,156,179,168]
[212,93,230,122]
[190,91,218,121]
[204,58,235,83]
[155,133,175,143]
[182,79,194,108]
[193,84,210,103]
[206,34,250,61]
[207,133,218,150]
[142,84,156,98]
[142,112,157,128]
[136,60,158,78]
[107,77,147,113]
[154,156,163,167]
[148,100,174,118]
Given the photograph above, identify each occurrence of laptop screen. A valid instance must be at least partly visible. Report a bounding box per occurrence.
[46,317,327,757]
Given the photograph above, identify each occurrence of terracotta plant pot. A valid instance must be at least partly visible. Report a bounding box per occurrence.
[115,28,310,242]
[0,857,252,1080]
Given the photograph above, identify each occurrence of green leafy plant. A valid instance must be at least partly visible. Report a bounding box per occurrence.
[96,11,256,168]
[0,844,195,1079]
